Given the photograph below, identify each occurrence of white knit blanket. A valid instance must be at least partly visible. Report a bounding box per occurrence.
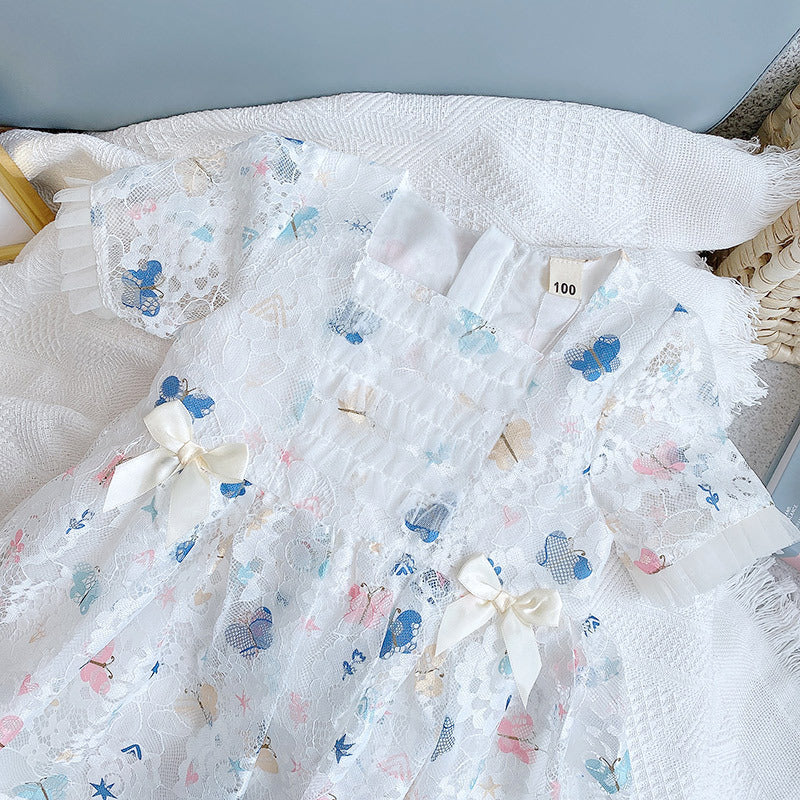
[2,93,800,799]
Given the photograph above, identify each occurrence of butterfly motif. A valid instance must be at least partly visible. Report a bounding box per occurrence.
[489,419,533,470]
[0,714,23,747]
[430,716,455,761]
[411,569,452,606]
[449,308,499,357]
[328,299,381,345]
[334,733,354,763]
[633,547,667,574]
[392,553,416,576]
[404,501,451,543]
[5,529,23,563]
[497,713,539,763]
[380,608,423,659]
[269,145,302,184]
[342,649,367,680]
[256,729,279,773]
[175,537,196,563]
[536,532,593,584]
[587,285,618,311]
[565,334,621,381]
[581,615,601,636]
[220,479,252,498]
[632,441,688,479]
[582,657,622,687]
[585,751,632,794]
[225,606,273,659]
[175,151,227,196]
[344,583,393,628]
[174,683,219,728]
[80,641,115,695]
[415,644,446,698]
[12,775,69,800]
[121,260,163,317]
[278,206,318,240]
[69,563,101,615]
[155,375,215,419]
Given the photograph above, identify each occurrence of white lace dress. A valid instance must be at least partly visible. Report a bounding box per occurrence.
[0,133,794,800]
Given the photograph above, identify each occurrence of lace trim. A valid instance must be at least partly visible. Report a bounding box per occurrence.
[626,506,798,606]
[52,178,113,318]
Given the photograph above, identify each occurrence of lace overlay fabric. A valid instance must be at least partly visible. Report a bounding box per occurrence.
[0,132,794,800]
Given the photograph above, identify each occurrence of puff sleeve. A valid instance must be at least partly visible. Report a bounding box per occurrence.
[589,304,797,605]
[53,133,323,337]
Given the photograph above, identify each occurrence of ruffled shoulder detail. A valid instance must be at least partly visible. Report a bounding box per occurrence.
[53,178,113,318]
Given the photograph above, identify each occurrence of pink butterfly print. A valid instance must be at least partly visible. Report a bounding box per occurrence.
[633,547,667,574]
[632,441,688,479]
[0,714,23,747]
[343,583,393,628]
[6,529,23,563]
[288,692,309,725]
[502,506,521,527]
[80,641,115,695]
[497,713,539,763]
[185,761,199,786]
[18,673,38,695]
[95,454,125,486]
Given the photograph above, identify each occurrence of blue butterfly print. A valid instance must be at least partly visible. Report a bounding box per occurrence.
[674,303,689,313]
[278,206,318,240]
[404,501,451,543]
[155,375,215,419]
[585,750,632,794]
[175,537,196,563]
[224,606,273,659]
[333,733,354,763]
[121,260,163,317]
[582,615,601,636]
[13,775,70,800]
[588,285,618,311]
[379,608,423,659]
[411,569,452,606]
[69,563,101,615]
[220,479,252,498]
[536,531,593,584]
[449,309,499,357]
[430,716,455,761]
[565,334,621,381]
[328,299,381,345]
[342,649,366,680]
[392,553,416,575]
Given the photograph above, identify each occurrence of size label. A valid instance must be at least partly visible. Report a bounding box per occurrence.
[548,257,585,298]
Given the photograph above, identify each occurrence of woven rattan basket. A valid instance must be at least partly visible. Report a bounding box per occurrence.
[715,83,800,363]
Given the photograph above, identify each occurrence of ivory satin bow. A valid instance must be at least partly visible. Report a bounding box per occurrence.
[435,554,562,706]
[103,401,249,545]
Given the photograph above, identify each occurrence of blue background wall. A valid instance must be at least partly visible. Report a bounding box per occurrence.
[2,1,799,131]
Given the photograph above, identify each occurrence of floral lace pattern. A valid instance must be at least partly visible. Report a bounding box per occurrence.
[0,132,794,800]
